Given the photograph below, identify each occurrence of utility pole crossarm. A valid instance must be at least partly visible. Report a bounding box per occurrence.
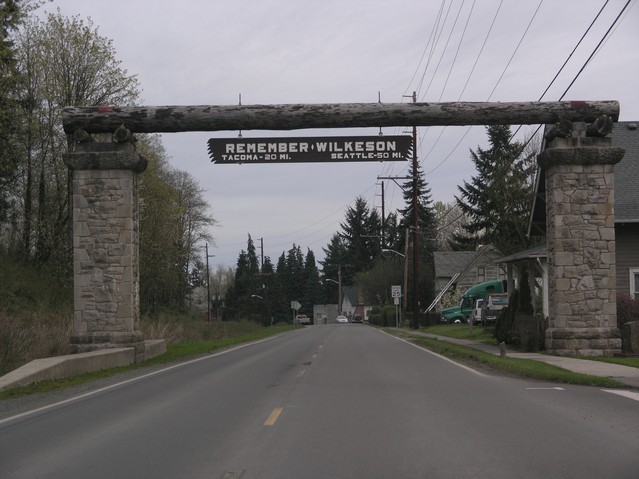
[62,101,620,134]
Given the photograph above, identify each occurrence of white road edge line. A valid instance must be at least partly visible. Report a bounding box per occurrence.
[601,389,639,402]
[0,334,285,426]
[377,329,486,377]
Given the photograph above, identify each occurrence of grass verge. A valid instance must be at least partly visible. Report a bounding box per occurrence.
[402,333,625,388]
[418,324,498,344]
[0,324,297,400]
[418,324,639,369]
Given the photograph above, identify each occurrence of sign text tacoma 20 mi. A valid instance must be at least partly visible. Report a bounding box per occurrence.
[207,135,412,164]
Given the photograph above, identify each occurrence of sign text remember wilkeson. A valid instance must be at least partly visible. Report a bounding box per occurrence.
[208,136,412,163]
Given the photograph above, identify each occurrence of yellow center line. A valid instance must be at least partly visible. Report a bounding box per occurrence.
[264,407,283,426]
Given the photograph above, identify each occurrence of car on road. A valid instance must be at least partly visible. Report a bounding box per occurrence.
[336,315,349,323]
[295,314,311,325]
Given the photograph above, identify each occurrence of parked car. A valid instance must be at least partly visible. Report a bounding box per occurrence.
[472,299,484,325]
[336,315,349,323]
[483,293,509,324]
[295,314,311,325]
[351,315,363,323]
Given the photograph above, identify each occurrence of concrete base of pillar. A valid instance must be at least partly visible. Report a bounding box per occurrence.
[545,327,622,357]
[70,331,146,363]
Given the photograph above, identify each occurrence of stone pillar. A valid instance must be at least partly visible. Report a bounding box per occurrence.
[64,141,148,362]
[539,122,624,356]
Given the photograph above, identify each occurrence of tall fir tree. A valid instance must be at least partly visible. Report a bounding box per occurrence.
[452,125,537,255]
[302,249,322,318]
[225,235,261,320]
[396,161,438,251]
[320,233,347,303]
[271,252,289,321]
[338,196,382,285]
[394,161,438,312]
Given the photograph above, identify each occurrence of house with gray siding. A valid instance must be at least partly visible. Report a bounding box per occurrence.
[433,245,504,306]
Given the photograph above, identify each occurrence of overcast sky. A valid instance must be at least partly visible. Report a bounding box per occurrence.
[47,0,638,269]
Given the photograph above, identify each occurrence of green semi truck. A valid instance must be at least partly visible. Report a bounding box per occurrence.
[441,279,507,324]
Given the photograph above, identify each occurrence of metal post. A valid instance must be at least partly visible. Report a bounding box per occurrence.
[338,265,342,315]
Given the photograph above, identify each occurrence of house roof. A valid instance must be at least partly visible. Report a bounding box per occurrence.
[529,121,639,236]
[341,286,360,306]
[498,244,547,264]
[433,251,478,279]
[434,246,500,279]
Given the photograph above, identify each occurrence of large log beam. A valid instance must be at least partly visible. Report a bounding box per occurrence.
[62,100,620,134]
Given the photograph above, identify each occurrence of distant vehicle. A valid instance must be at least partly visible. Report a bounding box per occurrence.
[441,280,507,324]
[295,314,311,325]
[336,315,349,323]
[472,299,484,325]
[351,315,363,323]
[483,293,509,324]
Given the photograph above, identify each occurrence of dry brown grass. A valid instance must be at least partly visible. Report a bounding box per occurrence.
[0,312,72,375]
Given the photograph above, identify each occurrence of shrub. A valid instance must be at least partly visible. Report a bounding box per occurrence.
[617,294,639,330]
[441,288,463,309]
[494,289,519,344]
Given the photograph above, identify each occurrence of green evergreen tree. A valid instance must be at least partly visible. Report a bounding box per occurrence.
[302,249,322,318]
[397,161,438,251]
[285,244,305,311]
[320,233,347,303]
[395,161,438,316]
[271,252,289,321]
[225,235,261,321]
[338,196,382,285]
[382,211,401,252]
[452,125,537,255]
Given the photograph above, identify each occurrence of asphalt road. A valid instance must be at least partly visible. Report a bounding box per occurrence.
[1,325,638,478]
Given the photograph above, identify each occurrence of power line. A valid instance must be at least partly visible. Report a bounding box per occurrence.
[487,0,544,101]
[558,0,633,101]
[509,0,611,142]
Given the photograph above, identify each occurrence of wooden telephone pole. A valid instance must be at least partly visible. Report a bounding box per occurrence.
[411,92,420,329]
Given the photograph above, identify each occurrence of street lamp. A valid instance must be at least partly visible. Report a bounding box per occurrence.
[382,248,405,258]
[251,294,265,325]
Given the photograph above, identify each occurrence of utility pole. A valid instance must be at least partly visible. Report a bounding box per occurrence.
[205,243,213,323]
[381,181,386,249]
[259,237,264,270]
[411,91,420,329]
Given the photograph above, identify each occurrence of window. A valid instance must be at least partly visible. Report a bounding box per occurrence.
[477,266,485,282]
[631,268,639,300]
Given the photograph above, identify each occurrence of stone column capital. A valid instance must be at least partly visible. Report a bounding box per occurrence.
[64,143,148,173]
[538,145,624,168]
